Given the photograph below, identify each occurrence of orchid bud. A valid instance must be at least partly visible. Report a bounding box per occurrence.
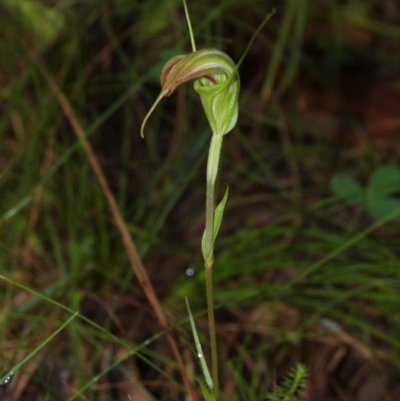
[141,48,240,138]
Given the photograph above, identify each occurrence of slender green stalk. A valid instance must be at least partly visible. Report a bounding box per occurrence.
[183,0,197,52]
[205,258,218,399]
[204,135,223,262]
[204,134,223,399]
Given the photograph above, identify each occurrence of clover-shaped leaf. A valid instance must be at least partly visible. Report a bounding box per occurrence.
[367,165,400,199]
[366,165,400,220]
[330,165,400,221]
[366,197,400,221]
[330,174,364,204]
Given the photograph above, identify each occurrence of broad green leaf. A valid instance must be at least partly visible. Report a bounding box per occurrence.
[329,174,364,204]
[366,197,400,221]
[367,165,400,199]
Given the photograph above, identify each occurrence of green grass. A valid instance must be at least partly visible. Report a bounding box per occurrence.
[1,0,400,400]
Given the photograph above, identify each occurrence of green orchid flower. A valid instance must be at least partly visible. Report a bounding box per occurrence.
[140,48,239,138]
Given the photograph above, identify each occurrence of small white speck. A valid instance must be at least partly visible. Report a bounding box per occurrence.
[319,318,341,332]
[1,372,14,386]
[186,268,195,277]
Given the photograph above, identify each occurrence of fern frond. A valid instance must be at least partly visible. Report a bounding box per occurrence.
[266,363,308,401]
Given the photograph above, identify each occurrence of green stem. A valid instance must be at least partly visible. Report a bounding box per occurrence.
[205,134,223,262]
[204,133,223,400]
[205,259,218,400]
[183,0,196,52]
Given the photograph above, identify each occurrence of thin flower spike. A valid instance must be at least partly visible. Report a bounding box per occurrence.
[140,48,239,138]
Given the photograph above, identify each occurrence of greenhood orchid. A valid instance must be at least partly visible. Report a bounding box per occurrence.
[140,48,239,138]
[140,8,274,399]
[140,47,240,400]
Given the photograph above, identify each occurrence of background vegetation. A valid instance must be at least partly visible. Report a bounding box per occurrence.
[1,0,400,400]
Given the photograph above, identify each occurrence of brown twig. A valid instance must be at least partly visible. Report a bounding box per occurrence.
[37,59,197,401]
